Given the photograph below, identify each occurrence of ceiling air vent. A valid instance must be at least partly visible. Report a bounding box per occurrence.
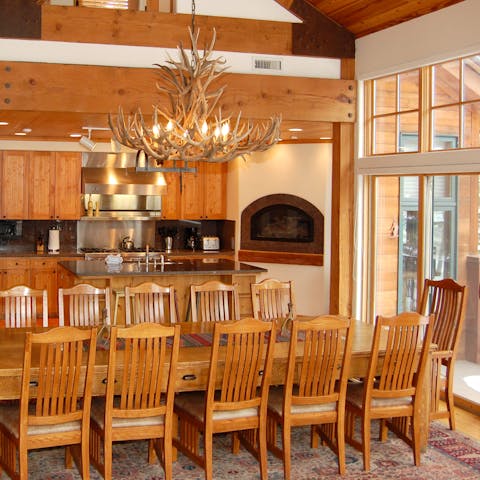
[253,58,283,72]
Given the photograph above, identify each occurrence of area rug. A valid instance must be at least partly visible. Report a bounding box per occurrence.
[1,422,478,479]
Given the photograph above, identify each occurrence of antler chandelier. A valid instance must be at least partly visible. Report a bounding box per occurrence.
[109,1,281,173]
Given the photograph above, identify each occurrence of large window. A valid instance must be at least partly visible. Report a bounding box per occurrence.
[370,70,420,154]
[366,53,480,156]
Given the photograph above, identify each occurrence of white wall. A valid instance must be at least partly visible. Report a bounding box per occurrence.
[227,143,332,316]
[356,0,480,79]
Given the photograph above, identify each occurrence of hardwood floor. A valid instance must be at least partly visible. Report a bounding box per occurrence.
[436,404,480,441]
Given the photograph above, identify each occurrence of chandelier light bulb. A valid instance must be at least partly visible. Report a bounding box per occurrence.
[214,126,221,138]
[166,120,173,132]
[201,121,208,135]
[152,124,160,137]
[221,122,230,139]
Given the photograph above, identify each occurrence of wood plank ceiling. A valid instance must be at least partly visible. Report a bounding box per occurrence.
[302,0,465,38]
[0,0,466,143]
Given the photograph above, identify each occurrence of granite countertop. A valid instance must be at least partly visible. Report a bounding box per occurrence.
[0,250,83,258]
[59,258,266,277]
[0,249,234,259]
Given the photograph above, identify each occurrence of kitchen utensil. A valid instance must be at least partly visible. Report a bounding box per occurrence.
[165,236,173,252]
[120,236,134,251]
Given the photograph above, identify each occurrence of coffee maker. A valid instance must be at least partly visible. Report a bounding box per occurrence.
[184,227,199,251]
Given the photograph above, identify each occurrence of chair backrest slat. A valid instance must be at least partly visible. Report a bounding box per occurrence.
[207,318,275,412]
[107,323,180,417]
[251,278,295,321]
[22,326,96,429]
[124,282,177,325]
[58,283,111,327]
[367,312,434,402]
[418,278,467,353]
[0,285,48,328]
[191,280,240,323]
[290,316,353,405]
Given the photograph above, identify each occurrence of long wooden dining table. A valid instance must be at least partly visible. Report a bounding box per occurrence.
[0,316,432,449]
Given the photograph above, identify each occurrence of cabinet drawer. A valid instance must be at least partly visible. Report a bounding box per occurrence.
[0,259,29,269]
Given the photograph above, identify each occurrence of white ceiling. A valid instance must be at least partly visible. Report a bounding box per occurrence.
[174,0,302,23]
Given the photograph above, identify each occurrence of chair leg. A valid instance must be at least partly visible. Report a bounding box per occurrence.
[336,418,346,475]
[204,428,213,480]
[103,435,113,480]
[362,415,371,471]
[445,365,456,430]
[258,424,269,480]
[19,448,28,480]
[412,415,421,466]
[282,423,291,480]
[163,434,173,480]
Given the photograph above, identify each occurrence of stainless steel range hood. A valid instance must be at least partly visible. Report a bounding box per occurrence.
[81,152,166,220]
[81,152,167,196]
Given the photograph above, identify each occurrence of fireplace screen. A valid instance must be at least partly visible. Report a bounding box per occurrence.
[240,194,324,258]
[251,204,313,243]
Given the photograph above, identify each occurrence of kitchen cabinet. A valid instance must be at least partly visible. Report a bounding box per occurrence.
[0,259,30,320]
[28,151,55,219]
[30,258,58,317]
[0,151,82,220]
[160,163,181,219]
[0,151,29,219]
[54,152,82,219]
[0,259,30,289]
[181,162,227,219]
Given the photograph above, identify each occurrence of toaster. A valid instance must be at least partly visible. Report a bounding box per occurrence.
[202,236,220,251]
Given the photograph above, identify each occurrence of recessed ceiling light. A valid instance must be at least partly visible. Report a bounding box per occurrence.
[14,132,27,136]
[22,128,32,133]
[70,133,82,138]
[319,136,332,140]
[288,128,303,132]
[290,135,298,140]
[0,121,8,126]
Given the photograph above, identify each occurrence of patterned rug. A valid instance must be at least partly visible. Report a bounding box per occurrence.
[1,422,478,479]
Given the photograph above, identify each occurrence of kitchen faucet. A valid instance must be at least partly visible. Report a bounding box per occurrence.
[145,243,150,266]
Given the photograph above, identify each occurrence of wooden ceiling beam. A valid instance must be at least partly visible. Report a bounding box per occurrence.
[40,5,293,56]
[0,61,356,124]
[288,0,355,58]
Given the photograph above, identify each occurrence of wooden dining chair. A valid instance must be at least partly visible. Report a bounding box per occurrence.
[418,278,467,430]
[251,278,295,321]
[124,282,177,325]
[0,285,48,328]
[0,326,97,479]
[344,311,434,471]
[173,317,276,480]
[190,280,240,322]
[266,315,353,478]
[58,283,111,327]
[89,322,181,480]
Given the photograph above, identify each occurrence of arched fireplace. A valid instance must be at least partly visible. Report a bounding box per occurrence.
[239,194,324,266]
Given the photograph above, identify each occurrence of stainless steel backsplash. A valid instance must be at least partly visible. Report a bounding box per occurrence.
[77,220,156,250]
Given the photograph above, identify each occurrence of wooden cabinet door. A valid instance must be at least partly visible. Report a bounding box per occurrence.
[1,259,30,289]
[203,162,227,219]
[28,151,55,219]
[30,259,58,317]
[181,169,205,219]
[161,171,181,219]
[54,152,82,219]
[0,151,29,219]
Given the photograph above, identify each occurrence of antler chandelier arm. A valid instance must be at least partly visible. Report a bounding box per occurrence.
[109,26,281,168]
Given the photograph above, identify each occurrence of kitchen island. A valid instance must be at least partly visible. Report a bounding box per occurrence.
[58,258,267,324]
